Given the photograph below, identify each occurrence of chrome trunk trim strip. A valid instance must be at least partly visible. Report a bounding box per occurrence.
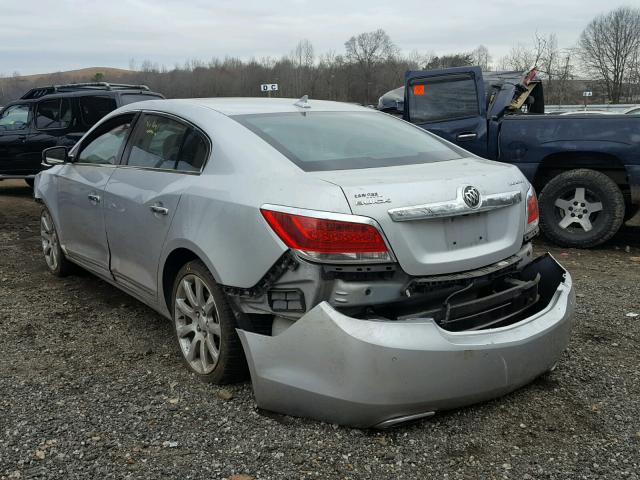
[388,189,521,222]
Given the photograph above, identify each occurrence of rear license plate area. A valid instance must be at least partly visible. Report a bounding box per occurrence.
[444,214,489,249]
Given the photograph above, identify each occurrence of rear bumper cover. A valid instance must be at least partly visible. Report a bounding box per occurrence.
[238,254,575,428]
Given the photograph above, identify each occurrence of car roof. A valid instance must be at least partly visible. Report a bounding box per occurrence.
[140,97,372,116]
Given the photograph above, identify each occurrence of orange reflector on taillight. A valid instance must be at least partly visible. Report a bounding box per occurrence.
[413,84,425,96]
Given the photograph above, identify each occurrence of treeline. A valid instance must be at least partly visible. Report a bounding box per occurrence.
[2,6,640,106]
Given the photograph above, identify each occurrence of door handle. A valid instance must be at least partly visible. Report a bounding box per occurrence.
[150,205,169,215]
[87,194,101,203]
[17,135,27,142]
[457,132,477,140]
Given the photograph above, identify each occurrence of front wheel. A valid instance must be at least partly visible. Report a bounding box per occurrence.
[539,169,625,248]
[171,260,247,384]
[40,208,73,276]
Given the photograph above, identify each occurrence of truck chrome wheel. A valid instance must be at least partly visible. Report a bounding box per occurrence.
[554,187,603,232]
[40,209,59,271]
[174,274,222,375]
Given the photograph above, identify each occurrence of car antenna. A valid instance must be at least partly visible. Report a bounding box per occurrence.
[294,95,311,109]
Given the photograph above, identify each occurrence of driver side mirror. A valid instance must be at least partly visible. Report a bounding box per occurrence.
[42,146,69,166]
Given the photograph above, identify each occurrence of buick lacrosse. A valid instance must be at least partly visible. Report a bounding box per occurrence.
[35,97,574,428]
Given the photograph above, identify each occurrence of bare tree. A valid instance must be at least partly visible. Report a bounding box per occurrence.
[290,39,315,96]
[579,6,640,103]
[345,29,398,104]
[472,45,492,70]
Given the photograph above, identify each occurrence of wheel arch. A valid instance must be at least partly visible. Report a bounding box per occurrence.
[532,152,629,193]
[160,244,221,314]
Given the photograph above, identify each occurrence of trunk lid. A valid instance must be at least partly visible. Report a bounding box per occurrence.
[312,158,529,276]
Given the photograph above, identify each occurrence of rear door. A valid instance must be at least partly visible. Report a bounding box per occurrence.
[0,103,33,174]
[404,67,488,158]
[104,112,209,302]
[56,113,136,277]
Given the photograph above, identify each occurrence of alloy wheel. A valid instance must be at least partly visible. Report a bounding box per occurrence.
[174,274,222,375]
[554,187,603,232]
[40,210,59,271]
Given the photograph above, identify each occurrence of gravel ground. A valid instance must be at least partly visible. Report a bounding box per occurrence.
[0,179,639,480]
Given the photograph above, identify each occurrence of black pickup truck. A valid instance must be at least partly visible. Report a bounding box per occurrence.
[379,67,640,248]
[0,82,163,187]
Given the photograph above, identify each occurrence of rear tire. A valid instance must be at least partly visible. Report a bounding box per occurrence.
[171,260,247,384]
[539,169,625,248]
[40,208,73,276]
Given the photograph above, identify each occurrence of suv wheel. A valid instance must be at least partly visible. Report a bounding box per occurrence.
[171,260,247,384]
[40,208,73,276]
[539,169,625,248]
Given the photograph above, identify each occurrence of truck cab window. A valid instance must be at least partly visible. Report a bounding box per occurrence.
[408,74,479,123]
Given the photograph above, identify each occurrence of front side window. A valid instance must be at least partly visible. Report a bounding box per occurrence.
[36,99,72,130]
[0,104,30,131]
[79,96,117,127]
[234,111,461,172]
[407,74,479,123]
[126,114,207,172]
[76,117,132,165]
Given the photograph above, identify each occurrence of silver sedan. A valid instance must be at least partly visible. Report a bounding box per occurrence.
[35,97,574,428]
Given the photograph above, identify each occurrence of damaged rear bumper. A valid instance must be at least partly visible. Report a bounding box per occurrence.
[237,254,575,428]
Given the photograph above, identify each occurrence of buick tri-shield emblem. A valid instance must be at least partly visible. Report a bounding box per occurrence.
[463,186,481,208]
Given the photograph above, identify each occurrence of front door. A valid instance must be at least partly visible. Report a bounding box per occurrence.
[56,113,135,277]
[404,66,488,158]
[0,104,33,175]
[103,112,208,302]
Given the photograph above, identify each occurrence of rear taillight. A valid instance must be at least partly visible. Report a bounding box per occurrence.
[524,186,539,241]
[261,207,392,263]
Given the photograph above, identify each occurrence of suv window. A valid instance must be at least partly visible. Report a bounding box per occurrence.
[126,114,207,172]
[0,104,30,131]
[77,115,133,165]
[407,74,479,123]
[36,98,72,130]
[119,94,163,105]
[79,96,117,127]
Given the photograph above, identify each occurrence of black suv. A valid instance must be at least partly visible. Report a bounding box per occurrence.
[0,82,164,186]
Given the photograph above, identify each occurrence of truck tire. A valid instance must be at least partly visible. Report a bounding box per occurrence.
[539,169,625,248]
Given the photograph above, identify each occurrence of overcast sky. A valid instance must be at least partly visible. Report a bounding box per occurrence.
[0,0,626,76]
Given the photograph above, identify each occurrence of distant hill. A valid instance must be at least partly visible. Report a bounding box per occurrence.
[0,67,134,82]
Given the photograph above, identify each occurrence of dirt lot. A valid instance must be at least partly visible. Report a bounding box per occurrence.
[0,179,638,480]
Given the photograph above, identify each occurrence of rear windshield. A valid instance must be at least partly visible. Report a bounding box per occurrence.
[233,111,461,171]
[119,94,164,105]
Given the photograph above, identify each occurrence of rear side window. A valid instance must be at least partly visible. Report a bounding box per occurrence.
[407,74,479,123]
[234,111,461,172]
[79,96,117,127]
[36,99,72,130]
[125,114,207,172]
[0,104,30,131]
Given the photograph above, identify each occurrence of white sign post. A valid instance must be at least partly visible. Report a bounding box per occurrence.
[583,91,593,110]
[260,83,279,97]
